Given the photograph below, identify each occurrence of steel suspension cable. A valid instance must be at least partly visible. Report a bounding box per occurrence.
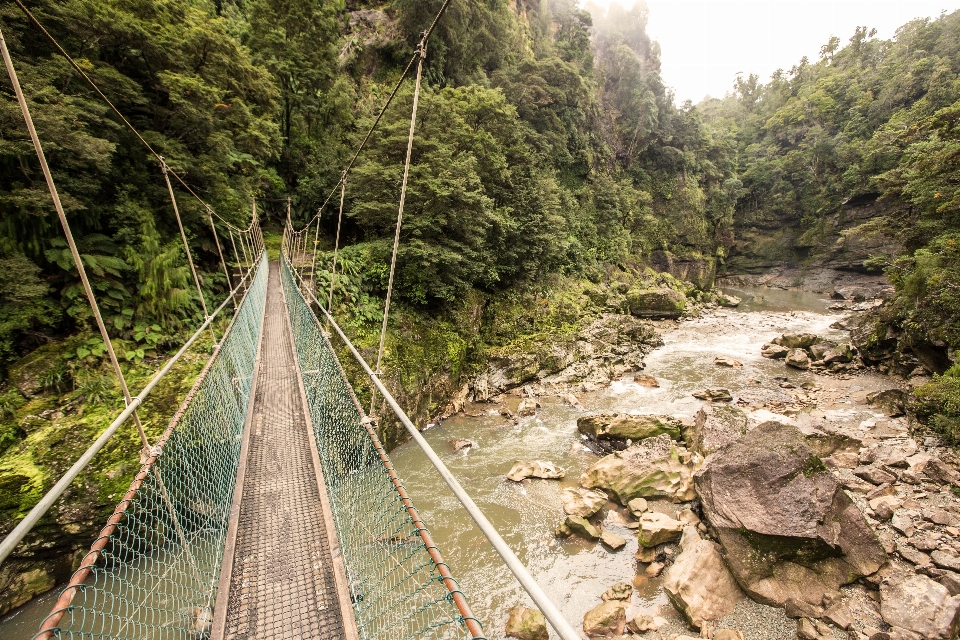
[327,173,347,314]
[162,158,216,346]
[369,38,426,415]
[207,206,236,308]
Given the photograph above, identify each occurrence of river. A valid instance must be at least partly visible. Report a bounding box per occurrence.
[1,286,896,639]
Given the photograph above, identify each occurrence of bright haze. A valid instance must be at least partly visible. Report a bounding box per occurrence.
[582,0,960,104]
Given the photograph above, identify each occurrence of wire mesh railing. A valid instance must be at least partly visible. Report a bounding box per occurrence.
[280,255,484,640]
[33,253,268,640]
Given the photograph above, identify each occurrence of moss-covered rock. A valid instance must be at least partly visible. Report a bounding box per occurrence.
[577,413,682,443]
[626,288,686,318]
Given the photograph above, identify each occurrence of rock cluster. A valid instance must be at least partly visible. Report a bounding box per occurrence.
[761,333,862,374]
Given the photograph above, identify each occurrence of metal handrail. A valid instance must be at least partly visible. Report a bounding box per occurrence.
[284,254,581,640]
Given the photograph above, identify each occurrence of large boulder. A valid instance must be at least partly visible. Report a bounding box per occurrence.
[564,515,600,541]
[663,526,744,629]
[580,434,703,504]
[505,606,548,640]
[627,288,687,319]
[577,413,682,443]
[560,487,608,518]
[761,343,790,359]
[695,422,887,607]
[859,439,918,468]
[688,404,749,455]
[880,574,960,640]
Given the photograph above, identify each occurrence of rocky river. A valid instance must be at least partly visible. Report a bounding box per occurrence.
[389,285,960,640]
[2,284,958,639]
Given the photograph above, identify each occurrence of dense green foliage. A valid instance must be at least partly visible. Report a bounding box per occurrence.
[1,1,959,428]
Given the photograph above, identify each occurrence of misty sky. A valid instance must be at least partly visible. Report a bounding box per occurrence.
[582,0,960,104]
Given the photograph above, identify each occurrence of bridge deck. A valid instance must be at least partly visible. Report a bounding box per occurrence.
[214,262,355,640]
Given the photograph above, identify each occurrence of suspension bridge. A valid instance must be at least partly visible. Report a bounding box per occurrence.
[0,3,583,640]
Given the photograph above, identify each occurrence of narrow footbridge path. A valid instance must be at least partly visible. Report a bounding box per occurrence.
[217,262,354,639]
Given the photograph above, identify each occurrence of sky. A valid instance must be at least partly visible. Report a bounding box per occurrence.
[581,0,960,104]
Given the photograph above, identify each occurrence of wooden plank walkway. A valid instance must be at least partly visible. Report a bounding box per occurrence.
[212,262,356,640]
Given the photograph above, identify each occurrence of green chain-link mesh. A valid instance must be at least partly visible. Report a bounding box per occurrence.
[281,256,481,640]
[36,255,268,640]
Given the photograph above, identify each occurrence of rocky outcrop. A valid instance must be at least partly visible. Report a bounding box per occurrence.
[580,434,703,504]
[505,605,548,640]
[663,526,744,629]
[626,288,687,319]
[576,413,682,448]
[688,404,748,455]
[695,422,887,607]
[506,460,565,482]
[880,574,960,640]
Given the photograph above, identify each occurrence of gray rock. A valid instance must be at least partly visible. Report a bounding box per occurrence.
[633,374,660,387]
[506,460,565,482]
[880,574,960,640]
[785,348,811,369]
[854,465,898,485]
[716,292,742,307]
[600,529,626,551]
[694,422,887,607]
[940,572,960,596]
[859,439,919,467]
[776,333,821,349]
[564,515,600,541]
[600,582,632,601]
[714,356,742,367]
[932,551,960,572]
[867,389,906,417]
[505,606,548,640]
[449,438,474,452]
[822,343,855,364]
[761,343,790,359]
[582,600,626,638]
[692,388,733,402]
[688,404,749,455]
[637,511,683,547]
[891,511,915,537]
[560,487,608,518]
[626,287,687,319]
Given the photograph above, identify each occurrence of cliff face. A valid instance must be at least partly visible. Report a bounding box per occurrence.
[726,195,904,276]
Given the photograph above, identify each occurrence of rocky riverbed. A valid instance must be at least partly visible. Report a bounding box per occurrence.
[389,285,960,640]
